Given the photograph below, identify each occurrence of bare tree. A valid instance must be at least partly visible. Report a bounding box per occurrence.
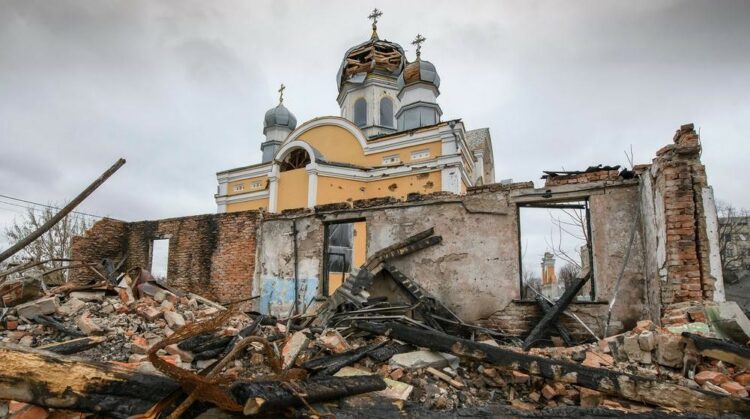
[717,201,750,282]
[547,206,589,269]
[3,204,92,283]
[558,262,582,289]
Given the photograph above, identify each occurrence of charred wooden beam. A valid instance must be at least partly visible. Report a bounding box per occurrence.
[523,273,590,350]
[683,332,750,369]
[0,343,179,418]
[37,336,106,355]
[536,295,574,346]
[229,375,386,415]
[34,314,86,337]
[354,321,750,414]
[302,341,387,376]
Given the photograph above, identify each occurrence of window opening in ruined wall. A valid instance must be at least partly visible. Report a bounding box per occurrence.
[323,220,367,295]
[150,238,170,281]
[518,201,593,301]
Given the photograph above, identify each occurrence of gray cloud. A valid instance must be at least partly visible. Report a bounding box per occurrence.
[0,1,748,252]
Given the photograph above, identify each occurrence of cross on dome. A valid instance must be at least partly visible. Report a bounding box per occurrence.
[278,83,285,104]
[368,8,383,39]
[412,34,426,59]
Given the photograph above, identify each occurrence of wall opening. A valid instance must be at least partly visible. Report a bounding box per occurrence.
[323,220,367,295]
[518,201,593,301]
[380,97,394,127]
[150,238,170,281]
[279,148,310,171]
[354,98,367,127]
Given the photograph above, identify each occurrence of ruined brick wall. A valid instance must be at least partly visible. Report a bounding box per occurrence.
[479,301,614,341]
[70,211,260,304]
[544,170,621,187]
[651,124,717,307]
[69,218,129,283]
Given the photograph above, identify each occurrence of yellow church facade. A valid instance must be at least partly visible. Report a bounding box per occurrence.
[215,11,495,214]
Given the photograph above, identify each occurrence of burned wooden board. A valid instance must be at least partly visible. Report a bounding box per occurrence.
[523,274,590,350]
[229,375,386,415]
[683,332,750,369]
[0,343,179,418]
[355,321,750,414]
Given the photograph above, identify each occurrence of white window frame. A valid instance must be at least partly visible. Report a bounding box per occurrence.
[233,183,245,192]
[410,149,430,160]
[382,154,400,165]
[250,180,263,189]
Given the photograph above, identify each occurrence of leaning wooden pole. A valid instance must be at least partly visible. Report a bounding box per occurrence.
[0,158,126,264]
[0,343,179,418]
[355,321,750,414]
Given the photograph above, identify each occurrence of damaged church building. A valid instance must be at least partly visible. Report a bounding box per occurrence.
[70,122,728,341]
[67,6,730,345]
[8,13,750,417]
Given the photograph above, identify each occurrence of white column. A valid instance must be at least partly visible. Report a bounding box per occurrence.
[268,164,280,213]
[306,163,319,209]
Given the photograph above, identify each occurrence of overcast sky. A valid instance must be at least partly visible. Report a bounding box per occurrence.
[1,1,749,256]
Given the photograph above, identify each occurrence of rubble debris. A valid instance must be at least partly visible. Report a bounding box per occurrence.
[355,321,750,414]
[15,296,58,319]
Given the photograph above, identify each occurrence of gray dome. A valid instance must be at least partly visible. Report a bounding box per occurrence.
[396,60,440,91]
[263,103,297,134]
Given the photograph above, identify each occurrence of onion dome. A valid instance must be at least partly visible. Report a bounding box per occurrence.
[335,9,405,91]
[396,59,441,91]
[263,103,297,134]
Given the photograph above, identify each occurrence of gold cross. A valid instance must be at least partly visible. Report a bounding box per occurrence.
[412,34,426,59]
[368,8,383,28]
[278,83,285,104]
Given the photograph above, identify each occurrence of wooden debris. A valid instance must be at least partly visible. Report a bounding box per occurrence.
[37,336,106,355]
[355,321,750,414]
[523,273,590,350]
[229,375,386,415]
[683,332,750,369]
[426,367,464,389]
[0,342,178,418]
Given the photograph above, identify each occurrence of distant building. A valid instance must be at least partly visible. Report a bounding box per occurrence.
[214,11,494,213]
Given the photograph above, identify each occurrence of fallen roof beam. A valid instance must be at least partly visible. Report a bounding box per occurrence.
[355,321,750,414]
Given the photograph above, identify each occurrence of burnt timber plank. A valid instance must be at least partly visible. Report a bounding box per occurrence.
[0,343,179,418]
[683,332,750,369]
[536,295,574,346]
[523,274,590,350]
[229,375,386,415]
[355,321,750,414]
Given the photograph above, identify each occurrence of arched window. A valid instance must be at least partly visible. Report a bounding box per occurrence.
[354,98,367,127]
[379,97,394,128]
[280,148,310,172]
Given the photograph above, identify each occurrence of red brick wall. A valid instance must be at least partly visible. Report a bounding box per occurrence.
[69,211,260,304]
[480,301,614,341]
[652,124,713,305]
[69,218,129,283]
[544,170,621,187]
